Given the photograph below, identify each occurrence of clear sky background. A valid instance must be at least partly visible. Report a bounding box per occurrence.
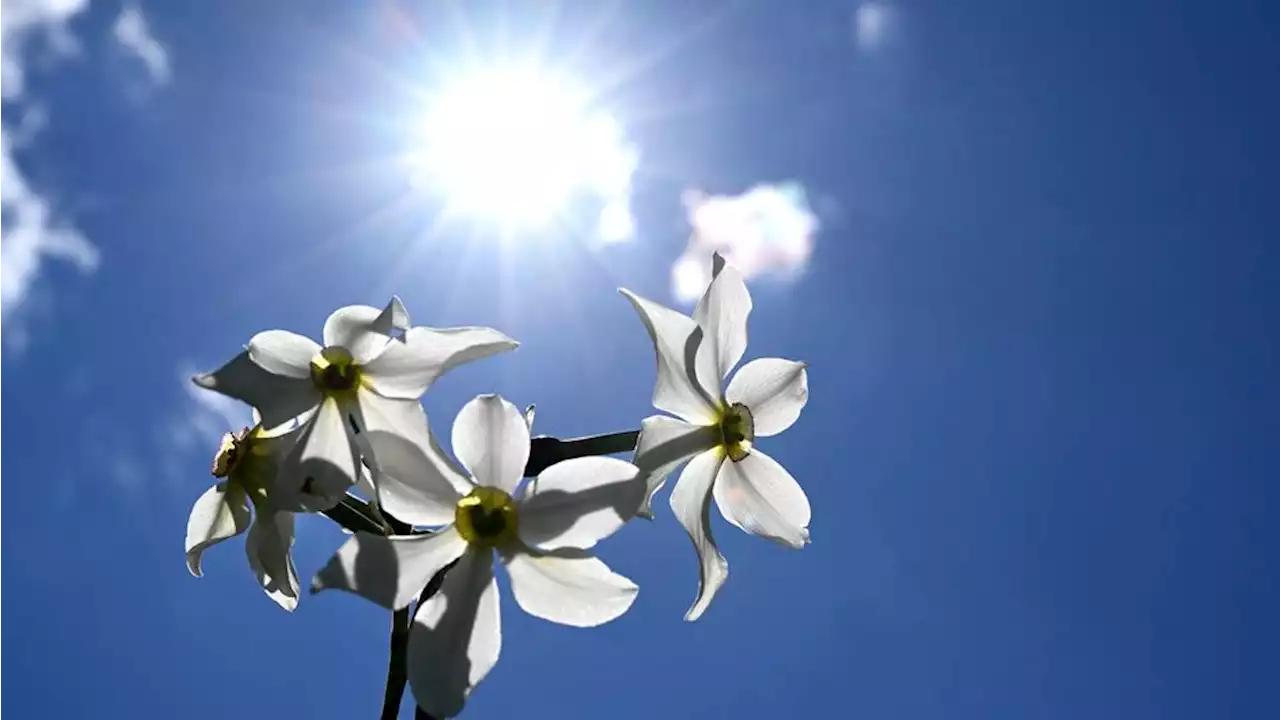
[4,1,1280,718]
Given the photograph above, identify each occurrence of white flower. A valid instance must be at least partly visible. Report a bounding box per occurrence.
[312,394,643,719]
[622,253,811,621]
[185,419,304,611]
[192,297,517,513]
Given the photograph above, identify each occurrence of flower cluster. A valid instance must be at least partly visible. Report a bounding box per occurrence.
[185,253,811,718]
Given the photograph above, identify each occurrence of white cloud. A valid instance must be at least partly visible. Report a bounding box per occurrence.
[112,4,170,85]
[854,1,895,52]
[0,132,99,353]
[1,0,90,100]
[671,182,818,303]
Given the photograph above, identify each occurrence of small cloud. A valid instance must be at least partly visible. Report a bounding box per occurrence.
[112,4,170,85]
[671,182,818,303]
[1,0,89,100]
[0,131,99,353]
[854,1,895,52]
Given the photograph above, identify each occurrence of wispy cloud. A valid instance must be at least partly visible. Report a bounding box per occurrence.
[0,133,99,351]
[854,1,895,53]
[112,4,170,85]
[671,182,818,303]
[1,0,89,99]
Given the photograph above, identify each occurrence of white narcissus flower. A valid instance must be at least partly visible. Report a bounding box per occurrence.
[622,253,811,621]
[185,417,304,611]
[193,297,517,513]
[312,394,644,719]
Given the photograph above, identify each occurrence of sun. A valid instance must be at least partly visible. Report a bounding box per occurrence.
[409,65,637,236]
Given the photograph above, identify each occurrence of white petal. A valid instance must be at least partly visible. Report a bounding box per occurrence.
[693,253,752,380]
[185,482,252,577]
[407,549,501,720]
[504,549,638,627]
[619,289,720,424]
[311,526,468,610]
[192,352,319,432]
[362,326,518,400]
[669,448,729,622]
[714,448,811,548]
[518,457,643,551]
[248,330,320,379]
[358,393,469,526]
[246,510,300,611]
[631,415,720,519]
[274,397,359,512]
[323,297,411,364]
[725,358,809,437]
[451,394,529,493]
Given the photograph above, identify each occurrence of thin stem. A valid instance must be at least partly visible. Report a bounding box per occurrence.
[381,606,412,720]
[320,495,387,535]
[524,429,641,477]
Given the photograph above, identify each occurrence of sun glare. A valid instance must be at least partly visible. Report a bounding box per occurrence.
[411,67,637,235]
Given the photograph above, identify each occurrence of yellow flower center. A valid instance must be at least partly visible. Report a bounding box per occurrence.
[310,346,362,394]
[454,487,519,547]
[718,402,755,462]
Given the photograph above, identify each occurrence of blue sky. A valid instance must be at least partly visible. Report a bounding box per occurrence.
[4,1,1280,718]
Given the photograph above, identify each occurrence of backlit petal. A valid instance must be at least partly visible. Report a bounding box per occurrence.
[358,394,469,526]
[407,550,501,720]
[311,526,468,610]
[185,482,251,577]
[631,415,719,518]
[619,289,719,424]
[693,253,752,380]
[451,394,529,493]
[192,352,318,432]
[713,448,811,548]
[323,296,410,364]
[246,510,300,611]
[274,397,359,512]
[504,549,637,627]
[518,457,643,551]
[363,326,518,400]
[725,358,808,437]
[669,448,729,621]
[248,330,320,379]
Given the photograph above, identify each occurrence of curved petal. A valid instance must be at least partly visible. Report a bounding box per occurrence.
[248,330,320,379]
[693,253,752,380]
[407,549,500,720]
[192,352,319,432]
[185,482,252,577]
[631,415,720,519]
[725,358,809,437]
[246,510,300,611]
[669,448,728,622]
[518,457,643,551]
[713,448,811,548]
[358,393,469,526]
[451,394,529,493]
[504,549,638,627]
[273,397,359,512]
[363,326,518,400]
[323,296,410,364]
[619,289,719,424]
[312,526,468,610]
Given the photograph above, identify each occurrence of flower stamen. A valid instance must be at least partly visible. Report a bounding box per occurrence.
[310,346,361,394]
[211,428,252,477]
[455,487,519,547]
[719,402,755,462]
